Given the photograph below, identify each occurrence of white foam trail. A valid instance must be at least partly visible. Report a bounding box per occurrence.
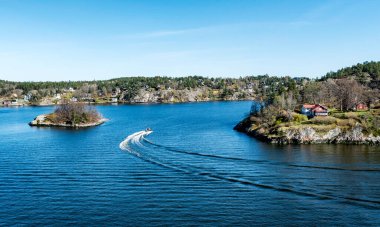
[119,130,153,151]
[119,131,380,208]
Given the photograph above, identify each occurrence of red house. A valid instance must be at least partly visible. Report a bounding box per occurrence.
[355,103,368,111]
[301,104,328,117]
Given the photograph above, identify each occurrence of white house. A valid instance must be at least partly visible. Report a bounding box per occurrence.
[24,94,31,101]
[11,99,18,105]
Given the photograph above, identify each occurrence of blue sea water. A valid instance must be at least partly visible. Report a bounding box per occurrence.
[0,101,380,226]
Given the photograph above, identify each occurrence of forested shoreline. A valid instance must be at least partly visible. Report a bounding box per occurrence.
[1,61,379,107]
[0,75,306,105]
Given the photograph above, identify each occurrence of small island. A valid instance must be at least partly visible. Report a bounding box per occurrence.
[29,101,107,128]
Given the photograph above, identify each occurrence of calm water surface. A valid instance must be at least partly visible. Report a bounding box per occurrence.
[1,101,379,226]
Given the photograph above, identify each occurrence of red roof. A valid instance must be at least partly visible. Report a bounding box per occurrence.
[313,108,328,113]
[303,104,328,112]
[303,104,316,109]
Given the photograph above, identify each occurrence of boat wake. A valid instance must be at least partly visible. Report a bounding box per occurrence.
[119,130,152,151]
[142,138,380,172]
[120,130,380,208]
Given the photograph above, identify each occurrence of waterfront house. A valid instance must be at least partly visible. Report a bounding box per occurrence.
[354,103,368,111]
[2,99,21,106]
[313,105,329,116]
[301,104,328,117]
[11,99,18,105]
[301,104,315,117]
[2,100,11,106]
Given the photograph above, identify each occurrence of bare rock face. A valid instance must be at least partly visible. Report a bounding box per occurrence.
[128,87,249,103]
[335,125,365,143]
[131,90,159,103]
[285,127,319,143]
[29,114,47,125]
[322,127,341,141]
[367,135,380,144]
[279,125,380,144]
[237,119,380,145]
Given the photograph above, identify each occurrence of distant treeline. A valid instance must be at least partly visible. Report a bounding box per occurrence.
[321,61,380,89]
[1,61,379,106]
[0,75,307,102]
[0,75,302,92]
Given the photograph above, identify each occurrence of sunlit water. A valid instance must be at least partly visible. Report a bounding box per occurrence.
[1,102,379,226]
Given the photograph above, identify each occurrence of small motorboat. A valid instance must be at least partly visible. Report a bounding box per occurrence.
[145,128,152,132]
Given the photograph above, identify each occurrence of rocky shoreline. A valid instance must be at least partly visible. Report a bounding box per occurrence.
[234,118,380,145]
[1,98,254,108]
[29,114,108,128]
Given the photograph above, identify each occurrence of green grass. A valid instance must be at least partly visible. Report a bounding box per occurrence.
[250,109,380,138]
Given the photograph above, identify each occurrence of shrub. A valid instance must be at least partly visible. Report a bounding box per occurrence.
[332,113,346,119]
[275,118,283,125]
[45,113,57,123]
[249,116,262,124]
[309,116,337,125]
[312,125,337,133]
[371,109,380,115]
[292,113,308,123]
[348,119,357,127]
[345,112,361,121]
[53,102,101,125]
[337,119,357,127]
[282,122,292,127]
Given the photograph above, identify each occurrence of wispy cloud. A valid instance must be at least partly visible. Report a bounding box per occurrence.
[299,0,351,24]
[113,26,217,40]
[113,20,312,40]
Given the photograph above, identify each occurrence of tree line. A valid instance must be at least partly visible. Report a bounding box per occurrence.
[0,75,308,103]
[1,61,379,107]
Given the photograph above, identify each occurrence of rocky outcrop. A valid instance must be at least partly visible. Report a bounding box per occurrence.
[234,119,380,145]
[29,114,107,128]
[127,88,252,103]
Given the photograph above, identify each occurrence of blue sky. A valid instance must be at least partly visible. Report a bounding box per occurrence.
[0,0,379,81]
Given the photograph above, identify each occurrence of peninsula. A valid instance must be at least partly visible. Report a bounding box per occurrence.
[235,61,380,145]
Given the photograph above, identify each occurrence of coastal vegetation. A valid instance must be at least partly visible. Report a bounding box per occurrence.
[322,61,380,89]
[2,61,379,107]
[29,102,106,128]
[235,106,380,144]
[235,61,380,144]
[49,102,101,125]
[3,60,380,141]
[0,75,306,105]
